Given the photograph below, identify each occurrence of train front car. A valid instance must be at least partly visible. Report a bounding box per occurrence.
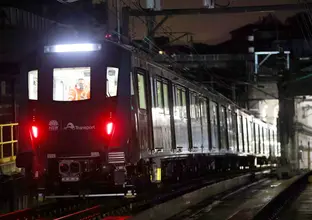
[16,41,134,198]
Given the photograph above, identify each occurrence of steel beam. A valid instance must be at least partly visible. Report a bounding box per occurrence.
[129,3,312,17]
[167,33,189,45]
[148,15,169,37]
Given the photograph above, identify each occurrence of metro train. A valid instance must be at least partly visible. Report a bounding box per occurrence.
[16,39,280,198]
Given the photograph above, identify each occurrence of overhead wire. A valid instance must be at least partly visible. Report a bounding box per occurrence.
[297,0,312,40]
[64,0,283,105]
[124,0,281,108]
[123,1,234,86]
[105,0,225,94]
[120,1,244,105]
[11,1,280,110]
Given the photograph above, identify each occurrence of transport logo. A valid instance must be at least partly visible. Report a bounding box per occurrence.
[64,123,75,130]
[48,120,59,131]
[64,122,95,130]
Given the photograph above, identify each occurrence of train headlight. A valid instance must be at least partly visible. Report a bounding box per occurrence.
[44,43,102,53]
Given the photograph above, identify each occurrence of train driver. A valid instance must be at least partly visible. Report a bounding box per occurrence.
[68,78,90,101]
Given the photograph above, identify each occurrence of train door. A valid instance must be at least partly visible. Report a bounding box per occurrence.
[152,78,171,152]
[249,121,255,155]
[134,68,153,153]
[200,98,209,152]
[190,92,201,150]
[209,101,219,153]
[219,105,228,152]
[173,86,189,151]
[237,114,244,153]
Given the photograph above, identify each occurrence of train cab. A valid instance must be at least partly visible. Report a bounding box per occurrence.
[16,41,136,197]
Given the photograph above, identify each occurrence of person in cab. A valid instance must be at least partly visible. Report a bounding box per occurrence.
[68,78,90,101]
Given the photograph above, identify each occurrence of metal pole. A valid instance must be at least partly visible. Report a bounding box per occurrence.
[146,16,155,52]
[308,142,311,170]
[116,0,121,42]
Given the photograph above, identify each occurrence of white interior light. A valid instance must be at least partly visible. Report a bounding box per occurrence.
[44,43,102,53]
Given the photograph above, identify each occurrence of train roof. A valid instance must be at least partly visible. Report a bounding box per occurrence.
[105,40,274,126]
[37,38,275,127]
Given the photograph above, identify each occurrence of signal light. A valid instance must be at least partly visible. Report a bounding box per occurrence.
[31,125,39,138]
[106,122,114,136]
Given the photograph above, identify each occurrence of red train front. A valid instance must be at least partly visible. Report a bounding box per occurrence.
[16,41,136,197]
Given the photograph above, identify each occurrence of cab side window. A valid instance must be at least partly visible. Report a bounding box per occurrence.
[28,70,38,100]
[106,67,119,97]
[137,73,147,109]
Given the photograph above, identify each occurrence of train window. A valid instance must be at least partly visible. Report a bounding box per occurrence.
[233,112,238,152]
[255,124,259,153]
[259,125,263,154]
[243,117,248,152]
[106,67,119,97]
[245,118,249,152]
[53,67,91,101]
[210,101,219,150]
[200,99,209,148]
[238,115,243,152]
[220,106,227,150]
[246,120,252,153]
[130,72,134,95]
[270,129,275,156]
[137,73,147,109]
[163,83,169,115]
[190,93,196,119]
[201,98,208,118]
[176,88,181,107]
[219,106,225,127]
[227,110,233,150]
[254,123,257,154]
[28,70,38,100]
[174,87,182,118]
[181,90,187,118]
[261,126,264,154]
[265,128,269,155]
[156,81,163,109]
[195,96,199,119]
[249,121,254,154]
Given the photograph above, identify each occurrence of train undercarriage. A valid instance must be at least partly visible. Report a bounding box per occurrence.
[24,154,272,200]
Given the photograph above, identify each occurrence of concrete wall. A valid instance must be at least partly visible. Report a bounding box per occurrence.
[294,96,312,170]
[249,82,278,100]
[248,83,278,124]
[296,132,312,169]
[248,82,278,125]
[247,84,312,169]
[294,96,312,127]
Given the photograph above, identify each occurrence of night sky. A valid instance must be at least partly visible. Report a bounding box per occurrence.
[128,0,298,44]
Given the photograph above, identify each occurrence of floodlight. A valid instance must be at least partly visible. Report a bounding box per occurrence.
[44,43,102,53]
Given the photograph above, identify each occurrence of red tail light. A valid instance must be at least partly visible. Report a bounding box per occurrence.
[106,122,114,136]
[31,125,39,138]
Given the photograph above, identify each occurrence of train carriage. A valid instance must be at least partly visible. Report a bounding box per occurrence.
[16,39,278,198]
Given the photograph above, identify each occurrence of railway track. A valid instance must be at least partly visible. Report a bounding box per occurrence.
[256,171,311,220]
[0,168,270,220]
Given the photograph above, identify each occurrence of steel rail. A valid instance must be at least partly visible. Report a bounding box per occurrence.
[0,168,270,220]
[47,169,270,220]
